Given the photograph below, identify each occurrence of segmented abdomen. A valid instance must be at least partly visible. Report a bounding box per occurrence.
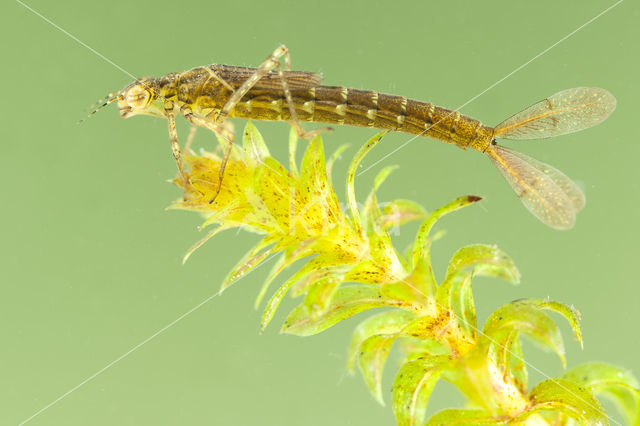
[229,85,489,149]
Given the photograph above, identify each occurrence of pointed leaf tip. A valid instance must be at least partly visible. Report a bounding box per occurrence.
[392,356,447,426]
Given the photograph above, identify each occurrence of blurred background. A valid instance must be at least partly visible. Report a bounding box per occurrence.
[2,0,638,424]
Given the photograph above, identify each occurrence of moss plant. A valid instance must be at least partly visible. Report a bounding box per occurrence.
[170,122,640,425]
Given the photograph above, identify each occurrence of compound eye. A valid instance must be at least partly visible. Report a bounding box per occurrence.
[125,84,150,108]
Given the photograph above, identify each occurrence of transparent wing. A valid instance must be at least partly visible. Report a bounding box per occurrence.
[499,147,585,212]
[211,65,323,91]
[494,87,616,140]
[488,145,584,230]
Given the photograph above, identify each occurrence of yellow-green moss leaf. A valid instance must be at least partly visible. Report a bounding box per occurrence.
[358,334,398,405]
[304,277,341,319]
[281,285,389,336]
[520,378,607,425]
[427,409,504,425]
[346,131,388,234]
[411,195,482,268]
[563,362,640,424]
[435,272,476,339]
[444,244,520,285]
[254,238,317,309]
[220,237,276,293]
[392,356,448,426]
[526,299,583,348]
[508,335,528,396]
[347,310,416,372]
[242,120,270,166]
[482,299,566,368]
[381,200,427,228]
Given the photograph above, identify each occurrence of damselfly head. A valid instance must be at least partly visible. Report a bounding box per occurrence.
[118,78,160,118]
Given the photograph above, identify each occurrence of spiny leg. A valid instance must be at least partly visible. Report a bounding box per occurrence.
[269,46,332,139]
[184,125,198,154]
[218,45,330,138]
[167,112,192,192]
[182,112,235,203]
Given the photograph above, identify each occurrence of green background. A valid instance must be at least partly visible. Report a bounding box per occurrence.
[2,0,638,424]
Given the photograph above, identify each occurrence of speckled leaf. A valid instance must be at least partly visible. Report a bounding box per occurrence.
[288,126,299,176]
[260,259,334,331]
[304,277,342,319]
[288,257,352,297]
[362,183,383,234]
[242,120,270,167]
[326,143,350,185]
[380,280,429,309]
[347,310,416,372]
[427,409,504,425]
[411,195,482,268]
[563,362,640,424]
[508,335,528,395]
[482,299,567,368]
[381,200,427,228]
[519,378,607,425]
[358,334,398,405]
[444,244,520,286]
[346,131,388,234]
[300,135,340,219]
[182,223,235,264]
[435,272,476,339]
[253,156,295,228]
[525,299,583,348]
[281,285,389,336]
[392,356,448,426]
[220,237,276,293]
[254,238,317,309]
[198,198,242,228]
[396,338,449,368]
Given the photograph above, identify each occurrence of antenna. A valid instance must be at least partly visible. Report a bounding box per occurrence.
[78,93,123,123]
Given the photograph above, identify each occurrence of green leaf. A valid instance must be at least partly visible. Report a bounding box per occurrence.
[346,131,388,234]
[347,310,416,372]
[325,143,350,194]
[254,238,317,309]
[482,299,567,368]
[396,338,449,365]
[288,125,299,176]
[373,165,399,191]
[260,259,335,331]
[563,362,640,424]
[435,271,475,339]
[242,120,270,167]
[392,356,448,426]
[220,237,276,293]
[435,245,519,340]
[520,378,607,425]
[182,223,235,264]
[427,409,505,425]
[362,181,383,235]
[411,195,482,268]
[525,299,583,348]
[358,334,398,405]
[508,335,528,395]
[381,199,427,229]
[444,244,520,286]
[281,285,389,336]
[303,276,342,319]
[299,135,341,223]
